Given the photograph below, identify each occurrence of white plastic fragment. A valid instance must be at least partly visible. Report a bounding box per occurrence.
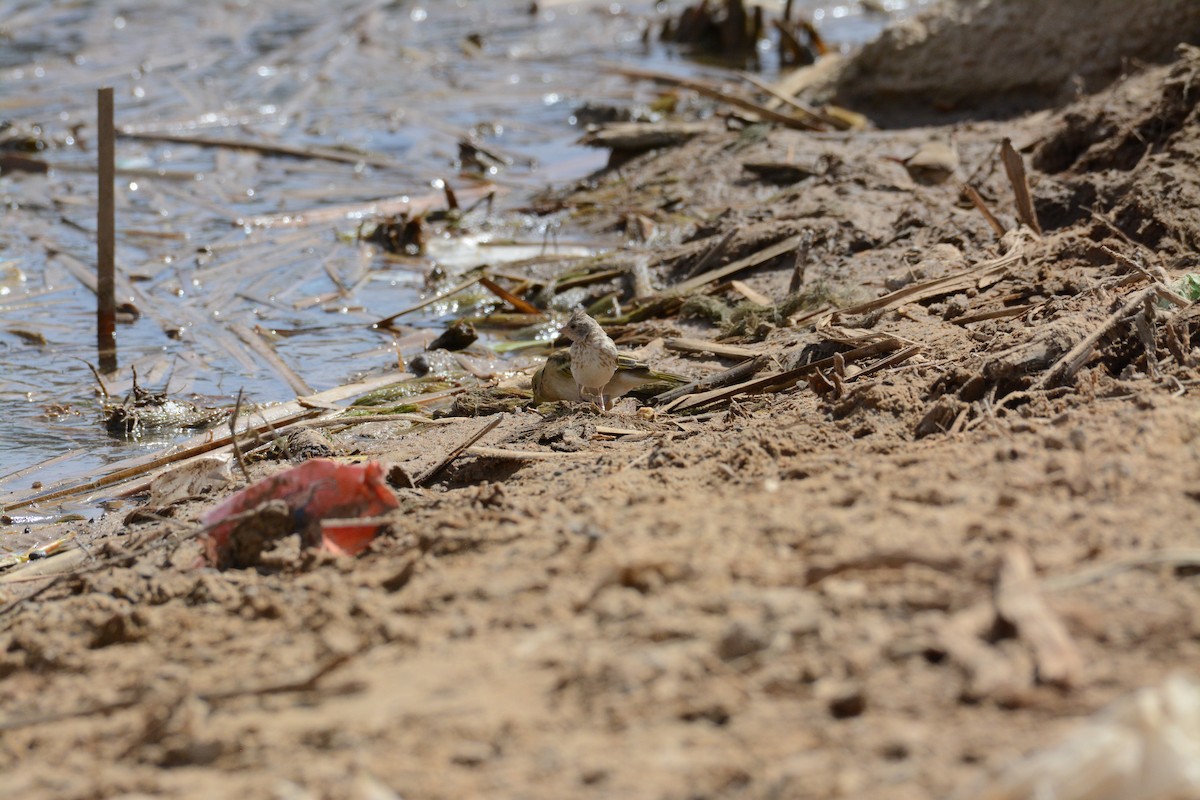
[965,673,1200,800]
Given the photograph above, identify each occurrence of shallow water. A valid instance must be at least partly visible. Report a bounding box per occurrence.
[0,0,921,514]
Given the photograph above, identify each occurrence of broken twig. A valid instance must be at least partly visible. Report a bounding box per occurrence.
[834,250,1021,319]
[465,446,591,460]
[653,354,771,405]
[667,339,904,412]
[479,276,543,316]
[229,388,251,483]
[961,183,1007,238]
[1031,286,1156,390]
[684,229,738,280]
[418,416,502,486]
[994,543,1084,689]
[605,64,823,132]
[676,232,807,293]
[664,337,760,360]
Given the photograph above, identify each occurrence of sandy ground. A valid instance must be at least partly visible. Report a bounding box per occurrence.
[4,15,1200,800]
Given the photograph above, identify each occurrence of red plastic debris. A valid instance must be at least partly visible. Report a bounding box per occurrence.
[200,459,398,566]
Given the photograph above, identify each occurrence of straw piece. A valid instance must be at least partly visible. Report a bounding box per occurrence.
[605,64,824,132]
[1000,138,1042,235]
[676,232,807,293]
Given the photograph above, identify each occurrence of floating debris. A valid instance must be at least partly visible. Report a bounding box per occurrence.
[427,320,479,352]
[100,370,227,439]
[359,211,427,256]
[661,0,765,68]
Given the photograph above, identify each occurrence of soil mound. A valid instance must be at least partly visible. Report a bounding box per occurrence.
[831,0,1200,122]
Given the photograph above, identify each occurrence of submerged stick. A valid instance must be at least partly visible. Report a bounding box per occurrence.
[554,268,626,292]
[479,276,542,316]
[245,183,498,228]
[230,323,314,397]
[0,408,323,513]
[97,87,117,373]
[373,275,482,328]
[118,130,397,168]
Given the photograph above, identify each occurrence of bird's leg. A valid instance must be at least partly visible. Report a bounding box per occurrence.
[582,387,607,411]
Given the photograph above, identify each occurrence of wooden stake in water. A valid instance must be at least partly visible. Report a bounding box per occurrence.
[97,87,117,373]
